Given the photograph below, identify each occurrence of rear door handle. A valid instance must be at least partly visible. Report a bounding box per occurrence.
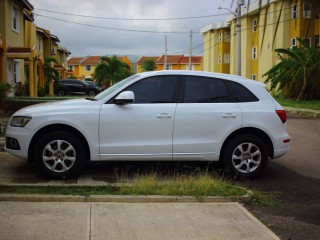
[158,113,172,118]
[223,113,236,118]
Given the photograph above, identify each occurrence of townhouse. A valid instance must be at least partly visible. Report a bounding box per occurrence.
[67,55,133,79]
[136,55,203,73]
[201,0,320,82]
[0,0,70,97]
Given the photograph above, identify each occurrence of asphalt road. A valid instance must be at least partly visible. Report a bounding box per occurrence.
[274,113,320,179]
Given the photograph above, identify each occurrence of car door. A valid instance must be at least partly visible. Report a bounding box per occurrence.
[99,75,179,160]
[173,76,242,161]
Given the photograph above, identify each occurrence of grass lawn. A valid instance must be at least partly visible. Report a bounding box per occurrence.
[274,97,320,110]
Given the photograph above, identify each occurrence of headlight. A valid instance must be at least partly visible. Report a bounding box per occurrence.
[10,116,32,127]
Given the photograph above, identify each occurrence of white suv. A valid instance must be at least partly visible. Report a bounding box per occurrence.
[5,71,290,179]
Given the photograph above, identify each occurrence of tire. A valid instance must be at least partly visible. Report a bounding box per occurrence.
[33,131,85,179]
[88,90,95,97]
[222,134,268,179]
[57,90,65,96]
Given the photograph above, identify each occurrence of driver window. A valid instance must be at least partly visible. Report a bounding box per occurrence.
[124,76,177,103]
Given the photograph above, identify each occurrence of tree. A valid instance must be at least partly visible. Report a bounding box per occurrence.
[263,38,320,100]
[93,55,131,87]
[139,59,157,72]
[44,57,60,83]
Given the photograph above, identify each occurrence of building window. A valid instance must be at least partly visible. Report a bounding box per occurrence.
[164,64,172,70]
[303,2,312,18]
[302,38,311,46]
[85,65,92,71]
[253,19,257,32]
[185,64,194,70]
[252,47,257,59]
[252,74,257,81]
[290,38,297,48]
[13,60,20,84]
[218,54,222,64]
[224,32,230,42]
[12,5,19,32]
[69,65,74,71]
[38,36,43,52]
[224,54,230,64]
[315,35,319,47]
[50,42,55,55]
[219,32,223,42]
[292,4,298,19]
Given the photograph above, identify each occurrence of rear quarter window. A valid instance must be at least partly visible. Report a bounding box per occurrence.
[227,81,259,102]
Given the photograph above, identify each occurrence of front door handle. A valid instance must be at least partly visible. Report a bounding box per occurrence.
[222,113,236,118]
[157,113,172,118]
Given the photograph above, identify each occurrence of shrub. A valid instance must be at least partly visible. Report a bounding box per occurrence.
[0,82,11,107]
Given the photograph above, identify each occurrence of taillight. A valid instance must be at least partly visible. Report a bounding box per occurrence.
[276,110,287,123]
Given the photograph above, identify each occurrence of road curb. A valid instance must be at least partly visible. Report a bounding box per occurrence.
[0,191,252,203]
[285,107,320,118]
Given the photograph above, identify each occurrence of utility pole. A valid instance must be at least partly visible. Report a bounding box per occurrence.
[164,35,168,70]
[236,0,243,76]
[189,30,193,70]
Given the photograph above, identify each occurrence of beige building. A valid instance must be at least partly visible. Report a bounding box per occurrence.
[0,0,70,97]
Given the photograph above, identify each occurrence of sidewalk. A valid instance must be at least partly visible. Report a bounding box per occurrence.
[0,201,279,240]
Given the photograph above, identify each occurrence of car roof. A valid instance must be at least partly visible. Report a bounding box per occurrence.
[136,70,265,87]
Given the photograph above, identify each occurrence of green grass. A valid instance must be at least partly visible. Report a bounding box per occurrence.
[274,97,320,110]
[0,173,281,206]
[0,173,246,198]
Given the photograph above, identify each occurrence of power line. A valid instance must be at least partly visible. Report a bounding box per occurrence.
[35,8,230,21]
[35,14,191,34]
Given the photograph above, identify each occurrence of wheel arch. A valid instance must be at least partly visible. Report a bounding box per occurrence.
[28,124,91,163]
[220,127,274,161]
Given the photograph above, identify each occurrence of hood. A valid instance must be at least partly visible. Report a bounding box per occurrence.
[13,98,98,116]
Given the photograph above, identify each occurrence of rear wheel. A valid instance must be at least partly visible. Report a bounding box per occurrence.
[33,131,85,179]
[223,134,268,178]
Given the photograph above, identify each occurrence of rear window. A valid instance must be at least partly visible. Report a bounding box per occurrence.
[227,81,259,102]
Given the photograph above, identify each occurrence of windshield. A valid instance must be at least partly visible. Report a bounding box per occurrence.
[94,74,140,100]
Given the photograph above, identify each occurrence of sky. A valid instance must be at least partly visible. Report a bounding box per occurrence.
[29,0,235,59]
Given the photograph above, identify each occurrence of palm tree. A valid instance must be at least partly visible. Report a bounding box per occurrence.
[263,38,320,100]
[139,59,157,72]
[94,55,131,87]
[44,57,60,95]
[44,57,59,83]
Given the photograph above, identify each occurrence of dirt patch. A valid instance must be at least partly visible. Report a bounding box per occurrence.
[245,161,320,240]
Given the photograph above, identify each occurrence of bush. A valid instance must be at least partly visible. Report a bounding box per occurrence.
[37,87,46,97]
[0,82,11,108]
[14,82,29,96]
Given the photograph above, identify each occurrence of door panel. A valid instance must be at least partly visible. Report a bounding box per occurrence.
[173,76,242,161]
[99,75,178,160]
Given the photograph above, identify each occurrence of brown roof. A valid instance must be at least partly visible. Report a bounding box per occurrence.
[137,56,159,64]
[157,55,184,64]
[67,57,84,65]
[21,0,34,11]
[80,56,102,65]
[179,56,203,64]
[79,56,129,65]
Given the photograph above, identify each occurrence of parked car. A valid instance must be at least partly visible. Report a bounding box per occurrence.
[5,71,290,179]
[84,80,102,91]
[55,79,101,96]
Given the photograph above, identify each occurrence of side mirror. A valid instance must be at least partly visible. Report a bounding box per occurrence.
[114,91,135,105]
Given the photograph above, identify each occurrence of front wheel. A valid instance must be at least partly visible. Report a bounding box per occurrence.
[222,134,268,178]
[33,131,85,179]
